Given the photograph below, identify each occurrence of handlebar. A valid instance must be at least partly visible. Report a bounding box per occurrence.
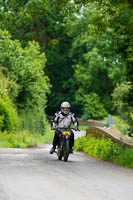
[51,127,80,132]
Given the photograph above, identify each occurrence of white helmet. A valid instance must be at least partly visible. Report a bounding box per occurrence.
[61,102,70,115]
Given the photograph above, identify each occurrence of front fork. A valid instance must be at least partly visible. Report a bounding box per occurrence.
[59,135,70,148]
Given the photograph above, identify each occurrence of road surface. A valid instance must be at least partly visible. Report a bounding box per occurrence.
[0,132,133,200]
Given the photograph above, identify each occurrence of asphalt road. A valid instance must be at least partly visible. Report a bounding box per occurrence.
[0,132,133,200]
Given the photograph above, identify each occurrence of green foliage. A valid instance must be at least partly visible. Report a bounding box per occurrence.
[111,116,129,135]
[112,82,133,124]
[65,4,126,114]
[0,0,133,120]
[74,136,119,161]
[0,30,50,110]
[0,30,50,134]
[0,128,54,148]
[0,0,82,116]
[20,109,47,135]
[0,94,19,132]
[74,136,133,168]
[78,125,88,131]
[127,126,133,138]
[0,72,20,132]
[85,0,133,117]
[82,93,108,120]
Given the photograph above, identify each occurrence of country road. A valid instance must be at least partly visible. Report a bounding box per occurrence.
[0,132,133,200]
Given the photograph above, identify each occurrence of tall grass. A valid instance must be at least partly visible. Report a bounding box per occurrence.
[0,125,54,148]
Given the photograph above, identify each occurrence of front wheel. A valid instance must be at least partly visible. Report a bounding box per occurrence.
[64,140,70,162]
[57,145,62,160]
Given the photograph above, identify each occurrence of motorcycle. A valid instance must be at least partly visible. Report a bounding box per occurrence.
[54,127,76,162]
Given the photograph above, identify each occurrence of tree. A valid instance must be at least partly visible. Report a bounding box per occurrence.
[112,82,133,125]
[85,0,133,110]
[0,30,50,110]
[82,93,108,120]
[0,0,86,115]
[0,30,50,134]
[1,0,133,118]
[64,3,126,113]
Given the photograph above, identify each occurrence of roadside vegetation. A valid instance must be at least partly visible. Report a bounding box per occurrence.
[0,1,133,147]
[112,116,130,135]
[74,136,133,168]
[0,126,54,148]
[78,125,88,131]
[0,30,51,147]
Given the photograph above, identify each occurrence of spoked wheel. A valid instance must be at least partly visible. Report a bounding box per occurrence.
[63,140,70,162]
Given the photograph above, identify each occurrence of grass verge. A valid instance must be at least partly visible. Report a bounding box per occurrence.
[0,126,54,148]
[0,124,88,148]
[74,135,133,168]
[79,125,88,131]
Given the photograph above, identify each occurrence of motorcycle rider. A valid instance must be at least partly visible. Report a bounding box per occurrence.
[50,102,78,154]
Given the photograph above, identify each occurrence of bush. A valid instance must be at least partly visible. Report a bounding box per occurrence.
[0,93,20,132]
[112,116,130,135]
[0,30,50,135]
[0,127,54,148]
[0,73,20,132]
[112,82,133,125]
[82,93,108,120]
[0,30,50,111]
[20,109,47,135]
[74,136,133,168]
[0,131,36,148]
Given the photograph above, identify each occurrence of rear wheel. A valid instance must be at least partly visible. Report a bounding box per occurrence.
[64,140,69,162]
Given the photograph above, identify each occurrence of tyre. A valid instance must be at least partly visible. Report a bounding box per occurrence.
[58,152,62,160]
[64,140,69,162]
[57,145,62,160]
[58,154,62,160]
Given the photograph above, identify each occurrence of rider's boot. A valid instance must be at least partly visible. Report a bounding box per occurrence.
[50,146,56,154]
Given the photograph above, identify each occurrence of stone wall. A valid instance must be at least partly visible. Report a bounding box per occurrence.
[86,126,133,148]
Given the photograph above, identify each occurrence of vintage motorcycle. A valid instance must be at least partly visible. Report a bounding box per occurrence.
[55,127,75,162]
